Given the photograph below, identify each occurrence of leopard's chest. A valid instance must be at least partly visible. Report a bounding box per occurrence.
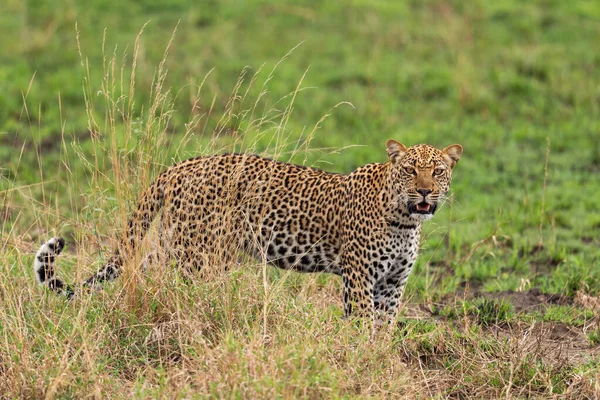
[373,225,421,279]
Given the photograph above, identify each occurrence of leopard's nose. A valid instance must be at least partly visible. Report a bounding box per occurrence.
[417,188,432,198]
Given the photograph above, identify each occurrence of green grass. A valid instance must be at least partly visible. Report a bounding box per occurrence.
[1,0,600,397]
[438,298,515,327]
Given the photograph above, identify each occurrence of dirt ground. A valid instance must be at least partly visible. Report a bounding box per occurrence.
[407,288,600,367]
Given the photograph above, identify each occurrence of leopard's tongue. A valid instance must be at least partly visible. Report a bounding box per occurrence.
[416,203,431,212]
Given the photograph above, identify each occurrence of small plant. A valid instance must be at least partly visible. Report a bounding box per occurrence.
[437,298,514,327]
[473,298,514,327]
[589,330,600,346]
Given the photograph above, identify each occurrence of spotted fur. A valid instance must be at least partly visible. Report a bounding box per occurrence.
[34,141,462,319]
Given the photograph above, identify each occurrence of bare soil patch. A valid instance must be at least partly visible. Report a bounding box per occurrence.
[488,320,599,366]
[408,288,599,367]
[476,288,573,313]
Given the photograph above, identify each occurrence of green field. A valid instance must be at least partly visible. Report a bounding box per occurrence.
[1,0,600,398]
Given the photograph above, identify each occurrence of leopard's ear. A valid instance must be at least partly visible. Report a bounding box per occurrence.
[442,144,463,169]
[386,139,408,163]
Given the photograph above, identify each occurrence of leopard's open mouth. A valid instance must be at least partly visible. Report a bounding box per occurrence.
[409,202,437,215]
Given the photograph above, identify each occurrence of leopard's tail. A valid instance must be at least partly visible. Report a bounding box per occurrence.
[34,176,166,299]
[34,237,75,298]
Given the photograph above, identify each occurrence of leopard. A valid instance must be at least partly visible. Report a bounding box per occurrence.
[34,140,462,320]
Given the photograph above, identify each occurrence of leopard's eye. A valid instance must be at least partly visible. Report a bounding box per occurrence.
[433,168,444,176]
[404,166,416,175]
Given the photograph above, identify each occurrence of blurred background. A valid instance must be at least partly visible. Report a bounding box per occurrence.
[1,0,599,294]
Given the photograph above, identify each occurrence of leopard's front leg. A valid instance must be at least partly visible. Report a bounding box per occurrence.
[340,228,387,322]
[341,254,377,322]
[373,281,405,323]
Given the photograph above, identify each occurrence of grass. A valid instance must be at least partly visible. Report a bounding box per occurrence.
[1,0,600,397]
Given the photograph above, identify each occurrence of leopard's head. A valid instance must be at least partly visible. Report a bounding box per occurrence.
[386,140,463,221]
